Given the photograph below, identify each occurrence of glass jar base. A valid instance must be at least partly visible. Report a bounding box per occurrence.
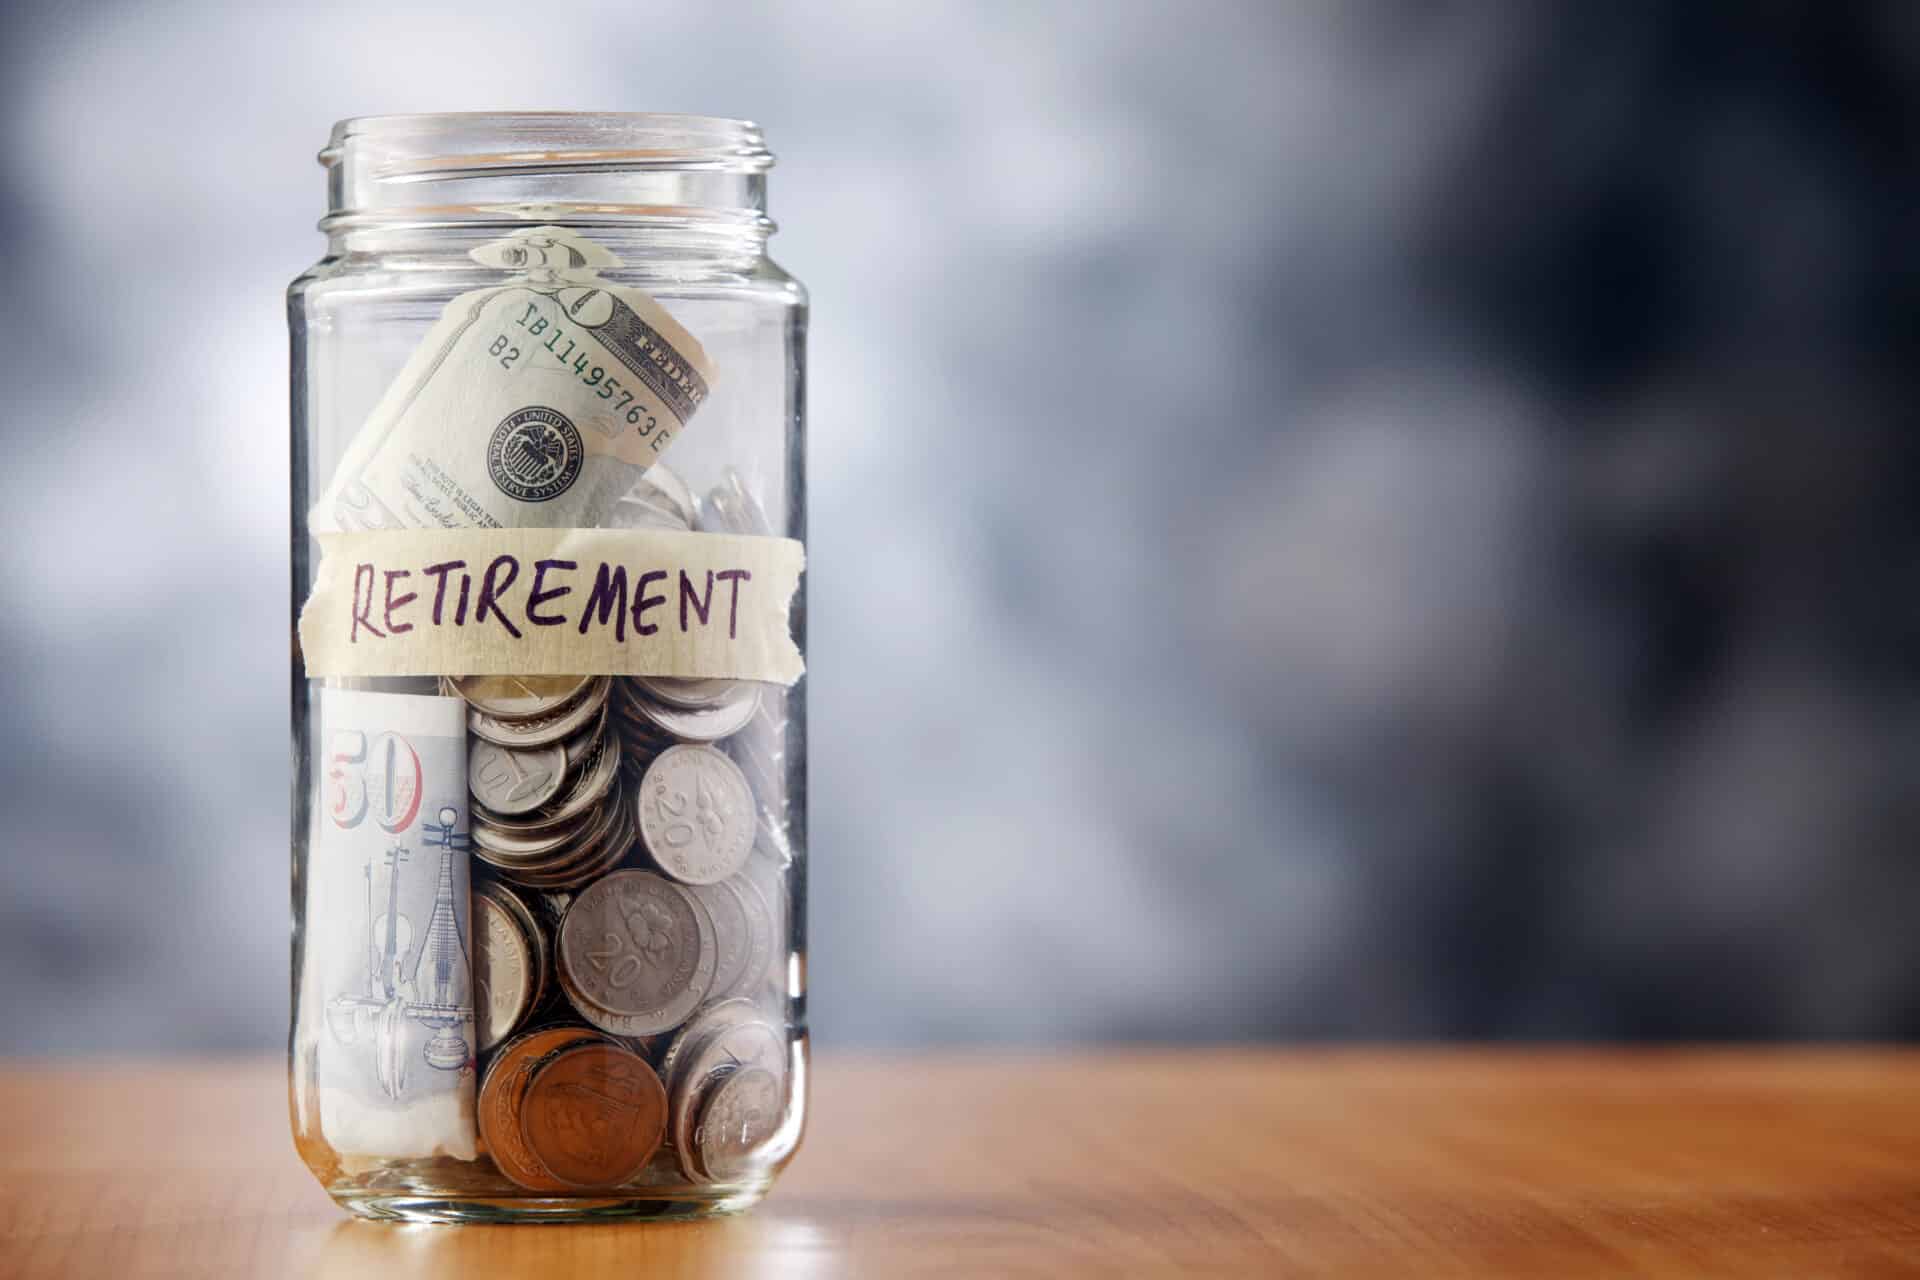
[333,1183,773,1224]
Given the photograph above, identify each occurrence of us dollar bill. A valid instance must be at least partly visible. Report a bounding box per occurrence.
[313,227,717,534]
[303,688,477,1160]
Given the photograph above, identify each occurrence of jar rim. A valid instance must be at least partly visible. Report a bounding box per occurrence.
[322,112,774,175]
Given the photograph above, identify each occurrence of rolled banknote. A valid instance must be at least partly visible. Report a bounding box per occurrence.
[303,687,476,1160]
[312,226,716,535]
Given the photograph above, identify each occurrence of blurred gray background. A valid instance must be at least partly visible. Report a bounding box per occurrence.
[2,1,1916,1053]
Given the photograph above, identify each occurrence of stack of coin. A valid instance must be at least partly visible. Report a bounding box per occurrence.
[615,675,762,765]
[472,883,549,1052]
[478,1025,668,1191]
[656,998,788,1182]
[455,676,632,889]
[459,464,798,1192]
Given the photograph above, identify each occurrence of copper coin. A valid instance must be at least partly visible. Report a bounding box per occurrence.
[478,1026,603,1191]
[520,1042,667,1188]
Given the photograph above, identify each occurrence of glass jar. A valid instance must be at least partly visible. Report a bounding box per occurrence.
[287,114,807,1223]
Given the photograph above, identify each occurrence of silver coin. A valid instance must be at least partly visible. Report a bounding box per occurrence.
[469,798,584,835]
[518,736,623,831]
[727,728,783,804]
[632,675,742,711]
[725,872,777,1000]
[636,745,757,885]
[658,998,760,1101]
[562,707,608,771]
[524,790,624,867]
[470,810,592,862]
[607,466,695,533]
[470,737,621,835]
[499,795,635,889]
[451,674,593,722]
[472,885,540,1052]
[469,677,612,748]
[614,708,680,765]
[607,495,691,532]
[635,462,698,528]
[687,879,756,1000]
[468,739,567,816]
[552,733,623,812]
[693,1065,783,1182]
[558,871,716,1034]
[667,1013,784,1175]
[698,468,773,537]
[741,847,790,996]
[626,682,761,744]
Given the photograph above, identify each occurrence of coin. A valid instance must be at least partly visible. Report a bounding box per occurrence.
[698,468,773,538]
[635,462,698,528]
[558,871,716,1035]
[687,878,755,999]
[727,727,784,810]
[633,675,740,711]
[636,745,756,885]
[469,677,612,748]
[625,681,761,744]
[452,675,593,722]
[473,885,541,1051]
[520,1041,667,1189]
[562,707,608,770]
[607,493,690,532]
[725,872,777,1000]
[693,1065,782,1182]
[657,998,761,1100]
[470,808,594,861]
[666,1011,784,1175]
[478,1025,604,1191]
[544,734,623,820]
[468,739,567,816]
[478,732,624,836]
[498,795,635,890]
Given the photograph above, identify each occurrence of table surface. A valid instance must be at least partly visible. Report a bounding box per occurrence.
[5,1050,1920,1277]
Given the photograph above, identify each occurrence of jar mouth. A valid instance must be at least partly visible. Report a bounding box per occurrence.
[323,113,774,176]
[320,113,775,239]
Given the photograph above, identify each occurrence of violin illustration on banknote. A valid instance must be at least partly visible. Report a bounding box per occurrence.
[325,806,474,1099]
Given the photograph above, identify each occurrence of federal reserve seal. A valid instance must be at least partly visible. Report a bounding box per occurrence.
[488,406,584,502]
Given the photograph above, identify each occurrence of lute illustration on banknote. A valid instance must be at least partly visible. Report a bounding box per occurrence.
[324,807,475,1099]
[309,689,478,1159]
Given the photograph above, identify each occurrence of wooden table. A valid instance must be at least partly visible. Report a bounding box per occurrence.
[5,1050,1920,1277]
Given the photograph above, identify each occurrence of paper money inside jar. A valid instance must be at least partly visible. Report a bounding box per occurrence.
[288,114,807,1224]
